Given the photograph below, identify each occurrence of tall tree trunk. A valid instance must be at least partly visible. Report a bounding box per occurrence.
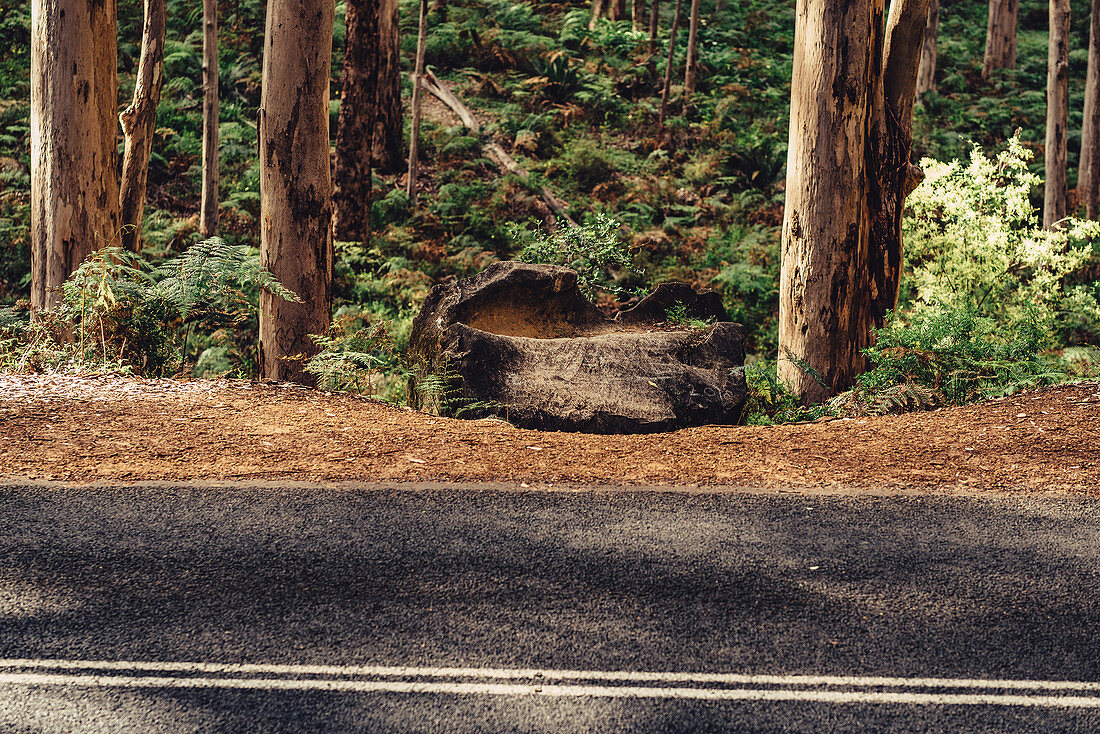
[119,0,166,254]
[632,0,645,33]
[374,0,403,173]
[199,0,219,237]
[1080,0,1100,219]
[406,0,429,199]
[982,0,1019,81]
[258,0,334,384]
[648,0,659,51]
[334,0,380,244]
[658,0,683,128]
[683,0,701,99]
[916,0,938,96]
[779,0,928,402]
[30,0,119,312]
[611,0,626,21]
[1045,0,1070,229]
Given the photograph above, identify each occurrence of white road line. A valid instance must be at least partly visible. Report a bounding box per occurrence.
[1,672,1099,707]
[0,659,1097,692]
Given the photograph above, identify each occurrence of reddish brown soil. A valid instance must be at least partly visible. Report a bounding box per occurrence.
[1,373,1098,493]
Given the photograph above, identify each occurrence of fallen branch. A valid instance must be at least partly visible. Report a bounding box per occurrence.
[422,69,578,228]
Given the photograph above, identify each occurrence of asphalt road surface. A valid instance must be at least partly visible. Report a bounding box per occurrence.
[0,483,1098,732]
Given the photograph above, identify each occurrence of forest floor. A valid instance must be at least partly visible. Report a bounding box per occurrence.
[0,373,1097,494]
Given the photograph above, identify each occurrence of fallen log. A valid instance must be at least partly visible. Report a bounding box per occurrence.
[421,69,578,227]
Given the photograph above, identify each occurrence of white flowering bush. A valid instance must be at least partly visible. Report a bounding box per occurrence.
[903,134,1100,339]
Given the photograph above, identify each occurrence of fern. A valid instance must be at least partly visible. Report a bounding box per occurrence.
[305,317,394,395]
[155,237,300,319]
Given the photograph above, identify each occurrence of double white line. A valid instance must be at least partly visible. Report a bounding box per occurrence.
[1,659,1099,707]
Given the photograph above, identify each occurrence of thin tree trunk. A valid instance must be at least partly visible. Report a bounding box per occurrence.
[374,0,403,173]
[334,0,380,244]
[30,0,119,312]
[683,0,701,99]
[915,0,938,96]
[119,0,165,254]
[1080,0,1100,219]
[199,0,218,237]
[648,0,660,51]
[658,0,683,128]
[710,0,726,24]
[406,0,429,199]
[982,0,1019,80]
[258,0,334,384]
[589,0,606,30]
[632,0,645,32]
[1045,0,1070,229]
[779,0,929,402]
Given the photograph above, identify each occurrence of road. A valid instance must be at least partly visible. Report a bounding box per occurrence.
[0,483,1098,732]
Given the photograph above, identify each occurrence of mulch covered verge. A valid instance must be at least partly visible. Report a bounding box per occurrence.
[0,373,1097,493]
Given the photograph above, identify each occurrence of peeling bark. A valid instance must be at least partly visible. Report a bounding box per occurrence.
[119,0,166,253]
[258,0,334,384]
[779,0,929,402]
[199,0,218,237]
[982,0,1019,80]
[1045,0,1070,229]
[30,0,119,311]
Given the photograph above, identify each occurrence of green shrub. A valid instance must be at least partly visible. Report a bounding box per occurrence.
[0,239,298,377]
[847,306,1071,412]
[903,135,1100,341]
[510,214,640,296]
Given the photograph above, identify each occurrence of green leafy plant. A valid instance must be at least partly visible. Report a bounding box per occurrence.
[845,306,1071,412]
[739,359,834,426]
[664,301,713,329]
[0,238,298,376]
[904,135,1100,341]
[510,214,640,296]
[305,312,397,397]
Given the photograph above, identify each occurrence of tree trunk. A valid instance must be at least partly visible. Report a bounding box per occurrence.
[611,0,626,21]
[374,0,403,173]
[1080,0,1100,219]
[648,0,659,51]
[334,0,380,244]
[589,0,606,30]
[1045,0,1070,229]
[658,0,683,128]
[119,0,165,254]
[779,0,929,402]
[632,0,645,33]
[199,0,219,237]
[258,0,334,384]
[915,0,938,96]
[711,0,727,23]
[406,0,429,199]
[30,0,119,312]
[683,0,701,99]
[982,0,1019,80]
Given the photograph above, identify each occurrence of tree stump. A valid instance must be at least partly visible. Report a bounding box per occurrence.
[408,262,747,433]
